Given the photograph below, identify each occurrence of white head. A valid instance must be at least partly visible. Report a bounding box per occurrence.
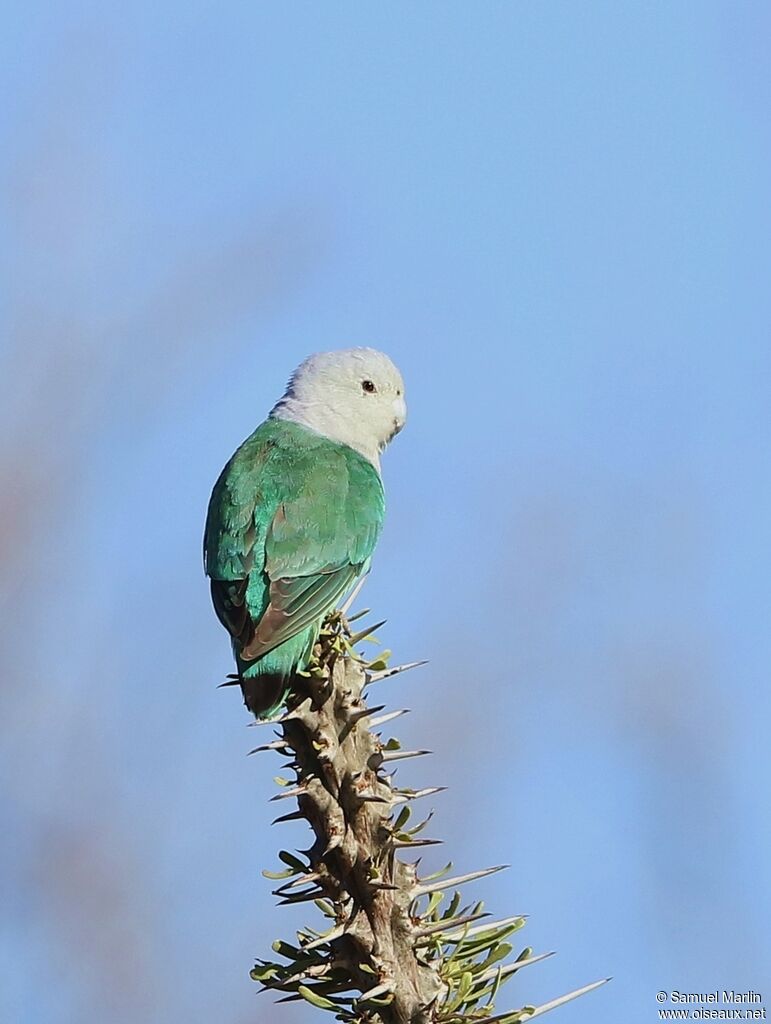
[270,347,406,470]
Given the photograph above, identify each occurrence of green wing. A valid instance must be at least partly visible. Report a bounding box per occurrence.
[204,419,385,663]
[204,425,272,647]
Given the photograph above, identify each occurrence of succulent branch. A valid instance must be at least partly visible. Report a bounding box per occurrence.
[242,613,608,1023]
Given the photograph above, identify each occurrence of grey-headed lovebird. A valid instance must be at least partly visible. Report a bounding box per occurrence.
[204,348,406,719]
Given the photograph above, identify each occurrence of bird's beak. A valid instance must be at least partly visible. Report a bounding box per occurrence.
[394,395,407,427]
[391,395,407,438]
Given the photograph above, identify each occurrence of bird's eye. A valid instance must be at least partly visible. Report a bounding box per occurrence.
[361,379,376,393]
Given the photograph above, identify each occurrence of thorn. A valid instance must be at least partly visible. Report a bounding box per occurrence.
[390,786,447,805]
[271,810,304,825]
[391,838,443,849]
[345,704,386,726]
[358,982,393,1002]
[481,978,611,1022]
[269,786,306,802]
[339,575,368,616]
[262,964,332,991]
[368,881,400,891]
[439,915,527,941]
[416,911,489,937]
[274,872,321,893]
[248,740,290,755]
[261,975,307,994]
[378,748,431,764]
[321,835,343,856]
[276,888,327,905]
[302,925,344,951]
[275,710,301,724]
[349,619,387,645]
[345,607,371,623]
[254,713,290,726]
[412,864,508,897]
[369,708,411,728]
[273,697,313,725]
[474,950,555,985]
[366,660,428,684]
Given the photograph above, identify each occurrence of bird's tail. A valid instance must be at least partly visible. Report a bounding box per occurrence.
[233,626,318,720]
[238,667,290,720]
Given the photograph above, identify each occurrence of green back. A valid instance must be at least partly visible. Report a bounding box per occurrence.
[204,418,384,664]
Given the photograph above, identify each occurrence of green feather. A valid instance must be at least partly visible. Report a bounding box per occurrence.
[204,419,385,717]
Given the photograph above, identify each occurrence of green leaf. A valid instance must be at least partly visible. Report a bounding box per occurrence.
[422,890,444,917]
[392,805,411,832]
[364,993,394,1007]
[421,861,453,883]
[250,962,279,982]
[367,650,392,670]
[262,866,296,880]
[409,811,436,837]
[272,939,301,959]
[479,942,513,972]
[443,891,462,920]
[279,851,308,871]
[445,970,474,1013]
[297,985,338,1011]
[487,964,505,1007]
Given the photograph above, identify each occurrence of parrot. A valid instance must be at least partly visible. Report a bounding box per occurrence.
[204,348,406,719]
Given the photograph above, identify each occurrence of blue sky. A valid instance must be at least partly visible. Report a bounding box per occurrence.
[2,3,770,1022]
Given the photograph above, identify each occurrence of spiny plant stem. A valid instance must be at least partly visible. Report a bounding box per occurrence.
[246,615,608,1023]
